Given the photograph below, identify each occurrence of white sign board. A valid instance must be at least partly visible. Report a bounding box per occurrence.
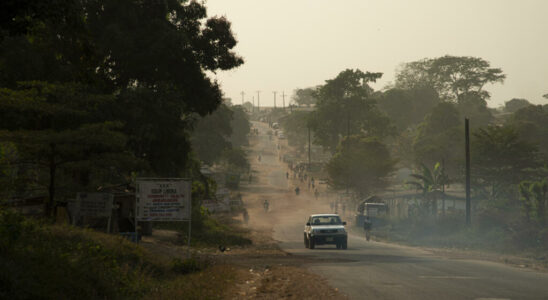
[136,179,191,221]
[75,193,114,218]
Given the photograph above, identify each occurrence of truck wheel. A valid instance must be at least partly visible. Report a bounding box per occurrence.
[309,238,315,249]
[342,239,347,250]
[304,234,309,248]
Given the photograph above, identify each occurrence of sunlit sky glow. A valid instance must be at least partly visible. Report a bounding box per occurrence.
[206,0,548,108]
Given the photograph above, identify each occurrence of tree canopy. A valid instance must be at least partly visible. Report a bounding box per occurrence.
[326,136,396,196]
[377,86,440,132]
[504,98,532,113]
[0,82,132,215]
[292,87,318,107]
[0,0,244,215]
[279,111,311,152]
[396,55,505,102]
[412,102,463,177]
[309,69,393,153]
[472,125,542,204]
[509,105,548,160]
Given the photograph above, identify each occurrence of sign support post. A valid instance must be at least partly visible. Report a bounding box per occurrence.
[188,196,192,258]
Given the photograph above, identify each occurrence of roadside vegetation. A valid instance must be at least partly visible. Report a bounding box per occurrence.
[0,0,247,217]
[1,0,547,296]
[271,56,548,256]
[154,212,252,248]
[0,1,254,297]
[0,208,248,299]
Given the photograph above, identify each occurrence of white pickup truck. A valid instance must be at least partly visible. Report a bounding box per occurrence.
[304,214,348,249]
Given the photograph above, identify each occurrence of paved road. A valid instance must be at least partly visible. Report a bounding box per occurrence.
[249,121,548,300]
[276,224,548,300]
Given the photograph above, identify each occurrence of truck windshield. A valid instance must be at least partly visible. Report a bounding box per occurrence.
[311,216,342,225]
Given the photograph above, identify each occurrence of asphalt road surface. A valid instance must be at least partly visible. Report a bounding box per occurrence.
[251,121,548,300]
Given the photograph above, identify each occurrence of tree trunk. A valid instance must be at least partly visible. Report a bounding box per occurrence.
[46,143,56,219]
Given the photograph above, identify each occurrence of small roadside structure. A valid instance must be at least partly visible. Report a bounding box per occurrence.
[355,196,387,227]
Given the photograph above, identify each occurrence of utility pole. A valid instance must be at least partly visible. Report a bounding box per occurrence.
[345,102,351,194]
[240,91,245,105]
[281,91,286,110]
[252,96,255,112]
[273,91,277,108]
[465,118,471,225]
[308,125,311,169]
[256,91,261,112]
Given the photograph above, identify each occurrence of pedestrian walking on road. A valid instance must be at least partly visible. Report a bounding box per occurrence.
[243,209,249,224]
[363,216,372,241]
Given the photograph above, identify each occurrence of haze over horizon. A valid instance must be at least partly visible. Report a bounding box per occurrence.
[207,0,548,108]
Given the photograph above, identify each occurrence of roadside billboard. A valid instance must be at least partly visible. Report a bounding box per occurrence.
[135,179,191,221]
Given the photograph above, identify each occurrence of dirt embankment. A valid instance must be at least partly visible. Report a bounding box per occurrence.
[141,221,345,299]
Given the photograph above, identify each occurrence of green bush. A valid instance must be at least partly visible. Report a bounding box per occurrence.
[171,257,210,275]
[0,208,163,299]
[155,213,252,247]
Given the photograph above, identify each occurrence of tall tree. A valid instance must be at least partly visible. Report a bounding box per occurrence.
[0,83,131,216]
[228,105,251,148]
[508,105,548,160]
[413,102,463,178]
[456,91,493,128]
[377,87,440,132]
[84,0,243,175]
[279,111,311,152]
[472,125,542,205]
[396,55,505,102]
[292,87,318,107]
[310,69,393,153]
[0,0,244,177]
[504,98,532,113]
[0,0,244,216]
[395,59,435,91]
[326,135,396,197]
[191,104,233,165]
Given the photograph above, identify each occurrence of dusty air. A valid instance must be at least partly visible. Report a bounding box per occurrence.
[1,1,547,299]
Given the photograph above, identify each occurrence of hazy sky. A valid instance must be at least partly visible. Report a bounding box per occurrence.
[206,0,548,108]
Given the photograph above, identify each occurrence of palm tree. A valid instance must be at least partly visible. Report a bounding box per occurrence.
[520,179,547,225]
[406,162,449,216]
